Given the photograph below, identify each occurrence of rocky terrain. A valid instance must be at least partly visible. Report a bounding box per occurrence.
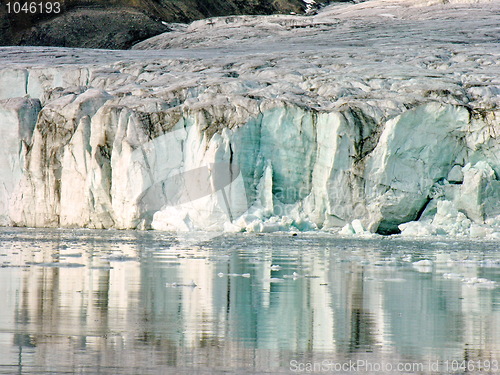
[0,0,499,236]
[0,0,329,49]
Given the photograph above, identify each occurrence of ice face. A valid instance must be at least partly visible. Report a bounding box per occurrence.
[0,0,498,234]
[0,98,40,225]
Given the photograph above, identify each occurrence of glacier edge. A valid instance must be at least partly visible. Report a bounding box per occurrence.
[2,90,498,235]
[0,0,499,236]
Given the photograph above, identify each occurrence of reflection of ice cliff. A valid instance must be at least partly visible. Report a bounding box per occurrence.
[0,0,499,235]
[4,231,499,369]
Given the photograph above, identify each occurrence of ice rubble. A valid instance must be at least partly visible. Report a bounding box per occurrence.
[0,0,498,235]
[398,162,500,238]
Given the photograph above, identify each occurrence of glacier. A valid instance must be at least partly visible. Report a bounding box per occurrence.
[0,0,499,236]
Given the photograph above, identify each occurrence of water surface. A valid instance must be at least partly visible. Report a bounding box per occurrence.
[0,228,499,374]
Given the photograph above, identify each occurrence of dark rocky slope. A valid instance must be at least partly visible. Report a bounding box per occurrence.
[0,0,331,49]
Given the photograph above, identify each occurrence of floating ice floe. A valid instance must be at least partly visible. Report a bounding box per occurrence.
[165,281,198,288]
[217,272,251,278]
[412,259,433,272]
[463,277,497,289]
[283,272,302,280]
[442,273,464,280]
[401,254,413,262]
[413,259,433,266]
[442,274,497,289]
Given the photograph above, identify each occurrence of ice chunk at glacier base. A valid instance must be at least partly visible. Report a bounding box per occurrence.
[399,221,436,237]
[339,219,373,236]
[399,161,500,238]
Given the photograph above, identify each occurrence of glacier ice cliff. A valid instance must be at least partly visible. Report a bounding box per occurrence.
[0,0,499,235]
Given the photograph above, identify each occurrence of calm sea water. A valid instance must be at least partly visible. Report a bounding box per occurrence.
[0,228,498,374]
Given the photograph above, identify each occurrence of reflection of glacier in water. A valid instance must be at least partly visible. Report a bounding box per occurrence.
[0,228,499,373]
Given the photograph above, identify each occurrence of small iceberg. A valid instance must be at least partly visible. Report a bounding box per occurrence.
[283,272,301,280]
[217,272,251,278]
[463,277,497,289]
[165,281,197,288]
[412,259,433,273]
